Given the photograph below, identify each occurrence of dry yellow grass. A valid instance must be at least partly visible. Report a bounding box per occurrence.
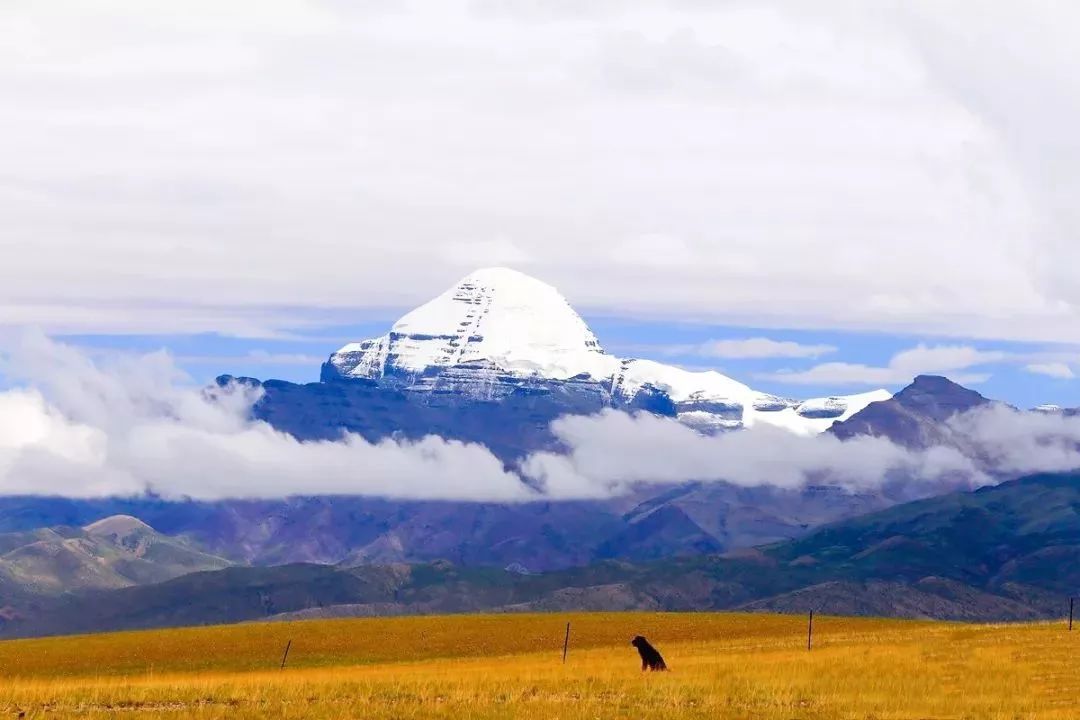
[0,612,1076,718]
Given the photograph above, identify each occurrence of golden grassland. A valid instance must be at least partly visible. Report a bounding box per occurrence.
[0,612,1077,718]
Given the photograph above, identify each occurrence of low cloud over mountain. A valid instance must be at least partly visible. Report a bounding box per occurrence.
[0,333,527,501]
[2,333,1080,502]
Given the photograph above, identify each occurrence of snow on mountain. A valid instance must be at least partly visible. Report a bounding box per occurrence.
[326,267,891,435]
[612,359,889,435]
[328,267,619,382]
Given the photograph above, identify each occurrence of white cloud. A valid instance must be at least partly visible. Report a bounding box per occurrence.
[0,2,1079,341]
[663,337,836,359]
[1025,362,1075,379]
[762,344,1006,386]
[1,334,1079,503]
[522,409,981,498]
[526,404,1080,499]
[949,404,1080,475]
[0,334,530,500]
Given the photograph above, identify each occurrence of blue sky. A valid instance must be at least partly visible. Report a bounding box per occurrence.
[50,315,1080,410]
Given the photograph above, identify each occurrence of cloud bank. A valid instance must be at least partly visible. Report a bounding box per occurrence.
[522,410,981,499]
[0,335,529,501]
[2,337,1080,501]
[2,1,1080,341]
[949,405,1080,476]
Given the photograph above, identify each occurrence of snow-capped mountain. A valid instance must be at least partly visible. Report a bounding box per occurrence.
[326,267,616,382]
[324,267,889,435]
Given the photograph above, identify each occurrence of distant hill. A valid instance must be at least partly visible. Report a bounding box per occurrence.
[0,483,885,572]
[4,472,1077,637]
[0,515,231,596]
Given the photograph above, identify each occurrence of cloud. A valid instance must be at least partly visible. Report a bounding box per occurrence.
[522,409,981,498]
[1,2,1080,341]
[1,334,1079,503]
[898,3,1080,322]
[662,337,836,359]
[1025,362,1075,379]
[761,344,1006,386]
[949,404,1080,475]
[526,404,1080,499]
[0,334,530,501]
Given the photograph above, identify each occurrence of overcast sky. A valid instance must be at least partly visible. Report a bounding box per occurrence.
[3,1,1080,405]
[2,1,1078,335]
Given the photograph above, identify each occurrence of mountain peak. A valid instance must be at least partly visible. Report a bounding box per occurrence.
[829,374,992,447]
[326,267,617,382]
[320,268,890,435]
[894,375,990,420]
[907,374,963,389]
[84,514,155,537]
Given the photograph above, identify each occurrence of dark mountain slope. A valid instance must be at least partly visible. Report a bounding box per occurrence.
[829,374,993,448]
[236,374,614,463]
[768,472,1080,593]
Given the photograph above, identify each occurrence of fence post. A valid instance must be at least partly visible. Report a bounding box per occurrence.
[807,611,814,651]
[562,622,571,663]
[280,639,292,670]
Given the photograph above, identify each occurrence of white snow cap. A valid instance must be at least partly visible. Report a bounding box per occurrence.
[329,267,891,434]
[332,267,618,380]
[612,359,890,435]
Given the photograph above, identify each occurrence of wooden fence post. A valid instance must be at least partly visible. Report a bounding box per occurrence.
[280,639,292,669]
[562,622,571,663]
[807,611,814,651]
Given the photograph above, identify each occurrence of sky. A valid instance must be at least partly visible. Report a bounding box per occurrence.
[4,0,1080,409]
[53,316,1080,410]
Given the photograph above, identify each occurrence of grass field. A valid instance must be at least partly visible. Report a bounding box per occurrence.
[0,612,1076,718]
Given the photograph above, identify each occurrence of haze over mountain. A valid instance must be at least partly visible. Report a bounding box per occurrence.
[4,470,1078,638]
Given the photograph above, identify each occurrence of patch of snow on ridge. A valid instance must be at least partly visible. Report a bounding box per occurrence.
[612,358,760,404]
[753,389,892,436]
[330,267,619,381]
[612,360,890,435]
